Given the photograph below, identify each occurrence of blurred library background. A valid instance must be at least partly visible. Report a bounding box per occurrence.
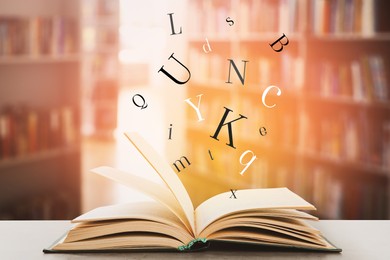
[0,0,389,220]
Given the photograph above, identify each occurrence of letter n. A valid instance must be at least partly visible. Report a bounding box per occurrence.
[158,53,191,85]
[210,107,247,149]
[173,156,191,172]
[225,59,249,85]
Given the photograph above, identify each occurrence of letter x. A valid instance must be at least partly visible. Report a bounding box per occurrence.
[230,189,237,199]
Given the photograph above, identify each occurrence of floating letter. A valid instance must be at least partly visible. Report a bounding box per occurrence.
[225,59,249,85]
[168,124,173,140]
[210,107,247,149]
[172,156,191,173]
[226,17,234,26]
[229,189,237,199]
[269,33,289,52]
[167,13,182,35]
[208,149,214,160]
[262,85,282,108]
[202,38,212,53]
[158,53,191,85]
[184,94,204,121]
[132,94,148,109]
[239,150,256,175]
[259,127,267,136]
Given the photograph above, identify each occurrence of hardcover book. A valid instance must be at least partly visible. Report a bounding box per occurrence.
[44,132,341,253]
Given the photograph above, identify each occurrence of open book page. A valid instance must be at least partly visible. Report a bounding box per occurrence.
[53,233,184,251]
[125,132,195,235]
[66,201,194,245]
[199,211,320,238]
[216,209,318,222]
[207,229,333,249]
[65,220,194,245]
[205,220,324,247]
[90,166,192,233]
[195,188,316,235]
[73,201,183,227]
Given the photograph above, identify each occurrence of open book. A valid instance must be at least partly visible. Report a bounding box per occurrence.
[44,132,341,253]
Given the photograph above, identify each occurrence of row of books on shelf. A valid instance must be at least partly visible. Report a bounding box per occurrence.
[82,26,118,52]
[238,0,300,35]
[187,139,387,219]
[0,16,77,56]
[0,105,78,161]
[189,47,303,89]
[187,102,390,170]
[311,0,377,35]
[188,0,385,37]
[188,0,301,36]
[295,165,387,219]
[311,55,388,102]
[298,112,390,169]
[186,93,298,150]
[0,192,76,220]
[238,48,304,90]
[82,0,119,18]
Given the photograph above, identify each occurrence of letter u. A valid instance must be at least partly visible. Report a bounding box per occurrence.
[158,53,191,84]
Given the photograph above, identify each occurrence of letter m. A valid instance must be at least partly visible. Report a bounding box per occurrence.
[172,156,191,173]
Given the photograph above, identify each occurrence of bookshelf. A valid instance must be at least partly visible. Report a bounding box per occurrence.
[0,0,81,219]
[184,0,390,219]
[81,0,119,139]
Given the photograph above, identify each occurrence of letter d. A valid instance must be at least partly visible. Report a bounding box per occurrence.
[202,38,212,53]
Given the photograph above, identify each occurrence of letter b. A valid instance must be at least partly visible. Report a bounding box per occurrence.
[269,33,289,52]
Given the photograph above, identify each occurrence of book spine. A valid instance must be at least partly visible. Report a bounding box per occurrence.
[0,110,11,159]
[361,0,375,36]
[351,60,364,101]
[178,238,208,251]
[27,110,38,153]
[383,122,390,168]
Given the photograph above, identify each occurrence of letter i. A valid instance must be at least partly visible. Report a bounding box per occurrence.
[168,124,173,140]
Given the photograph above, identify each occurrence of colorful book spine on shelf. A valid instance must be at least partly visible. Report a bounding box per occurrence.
[369,55,388,101]
[312,0,376,35]
[0,16,77,56]
[383,122,390,168]
[0,109,12,159]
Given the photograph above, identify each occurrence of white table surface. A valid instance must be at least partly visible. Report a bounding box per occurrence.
[1,220,389,259]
